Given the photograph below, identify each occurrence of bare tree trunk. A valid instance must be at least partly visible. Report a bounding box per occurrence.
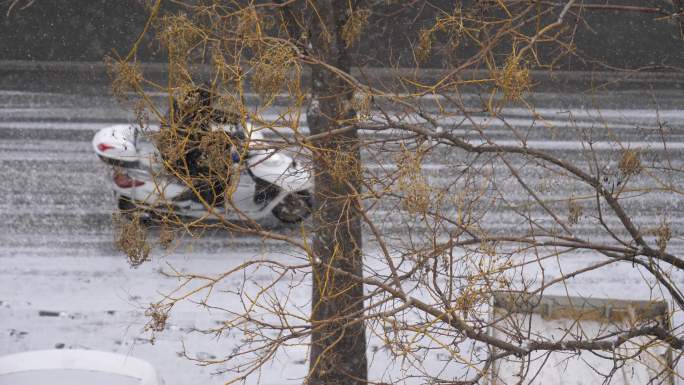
[306,3,367,385]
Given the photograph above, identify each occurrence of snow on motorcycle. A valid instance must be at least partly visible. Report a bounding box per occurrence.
[92,118,313,225]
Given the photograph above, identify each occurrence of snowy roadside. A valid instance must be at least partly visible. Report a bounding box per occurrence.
[2,240,683,384]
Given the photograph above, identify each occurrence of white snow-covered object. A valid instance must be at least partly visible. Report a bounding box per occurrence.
[0,349,162,385]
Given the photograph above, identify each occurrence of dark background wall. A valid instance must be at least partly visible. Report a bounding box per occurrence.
[352,0,684,70]
[1,1,683,71]
[0,0,163,61]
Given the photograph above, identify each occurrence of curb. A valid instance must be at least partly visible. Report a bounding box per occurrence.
[2,61,684,94]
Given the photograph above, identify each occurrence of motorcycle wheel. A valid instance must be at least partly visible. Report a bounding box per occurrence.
[117,196,154,223]
[271,192,312,224]
[118,195,137,213]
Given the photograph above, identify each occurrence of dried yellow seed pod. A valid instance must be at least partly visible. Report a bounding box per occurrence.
[656,222,672,252]
[113,212,151,267]
[416,28,434,63]
[619,149,642,177]
[494,52,531,102]
[567,198,583,225]
[342,8,371,48]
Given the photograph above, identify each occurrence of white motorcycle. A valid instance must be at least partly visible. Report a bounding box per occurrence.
[92,121,313,224]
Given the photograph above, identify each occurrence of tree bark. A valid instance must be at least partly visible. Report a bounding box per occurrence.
[306,3,367,385]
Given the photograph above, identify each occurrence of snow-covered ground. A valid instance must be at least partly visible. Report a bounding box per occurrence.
[1,85,683,384]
